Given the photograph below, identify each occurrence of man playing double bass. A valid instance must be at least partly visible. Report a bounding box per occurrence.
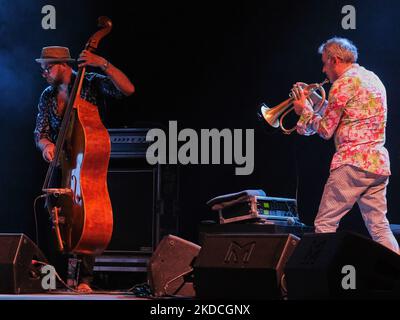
[34,46,135,292]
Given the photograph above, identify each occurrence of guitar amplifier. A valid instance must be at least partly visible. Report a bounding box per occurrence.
[108,128,153,158]
[105,127,179,254]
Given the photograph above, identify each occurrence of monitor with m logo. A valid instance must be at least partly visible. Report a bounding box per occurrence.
[193,233,299,299]
[224,241,256,264]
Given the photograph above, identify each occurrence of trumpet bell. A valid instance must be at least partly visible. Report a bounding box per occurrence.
[258,79,328,135]
[260,103,280,128]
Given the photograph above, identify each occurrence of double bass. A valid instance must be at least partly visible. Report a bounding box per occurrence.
[42,17,114,255]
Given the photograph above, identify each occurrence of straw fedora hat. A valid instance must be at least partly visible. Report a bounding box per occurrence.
[35,46,75,63]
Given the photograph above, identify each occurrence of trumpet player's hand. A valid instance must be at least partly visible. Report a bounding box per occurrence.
[291,83,312,115]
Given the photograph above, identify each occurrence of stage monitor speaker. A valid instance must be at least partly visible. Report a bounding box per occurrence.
[284,231,400,299]
[193,233,300,299]
[0,233,48,294]
[148,235,201,297]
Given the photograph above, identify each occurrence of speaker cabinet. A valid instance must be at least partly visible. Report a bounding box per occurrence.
[148,235,201,297]
[284,231,400,299]
[0,234,48,294]
[106,159,179,253]
[107,168,156,252]
[193,233,300,299]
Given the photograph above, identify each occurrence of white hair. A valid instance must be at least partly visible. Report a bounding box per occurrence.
[318,37,358,63]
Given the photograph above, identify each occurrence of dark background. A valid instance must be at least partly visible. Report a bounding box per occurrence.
[0,0,399,248]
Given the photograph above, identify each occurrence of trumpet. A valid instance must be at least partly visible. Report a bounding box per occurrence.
[260,79,329,135]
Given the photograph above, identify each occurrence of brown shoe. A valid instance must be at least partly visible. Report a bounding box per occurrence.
[76,282,93,294]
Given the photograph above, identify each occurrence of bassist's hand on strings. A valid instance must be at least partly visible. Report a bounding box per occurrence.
[42,143,55,162]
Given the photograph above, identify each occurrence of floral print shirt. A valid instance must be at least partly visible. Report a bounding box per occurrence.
[297,64,390,176]
[34,72,123,147]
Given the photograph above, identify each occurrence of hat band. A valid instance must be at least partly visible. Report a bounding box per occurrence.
[42,56,70,59]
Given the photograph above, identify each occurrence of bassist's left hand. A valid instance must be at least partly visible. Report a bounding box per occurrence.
[78,50,107,69]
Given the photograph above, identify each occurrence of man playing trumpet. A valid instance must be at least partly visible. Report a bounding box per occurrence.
[292,37,399,253]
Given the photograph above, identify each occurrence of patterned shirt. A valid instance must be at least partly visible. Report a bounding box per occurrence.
[297,64,390,176]
[34,71,123,147]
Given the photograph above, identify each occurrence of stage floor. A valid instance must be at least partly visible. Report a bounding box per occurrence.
[0,291,150,300]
